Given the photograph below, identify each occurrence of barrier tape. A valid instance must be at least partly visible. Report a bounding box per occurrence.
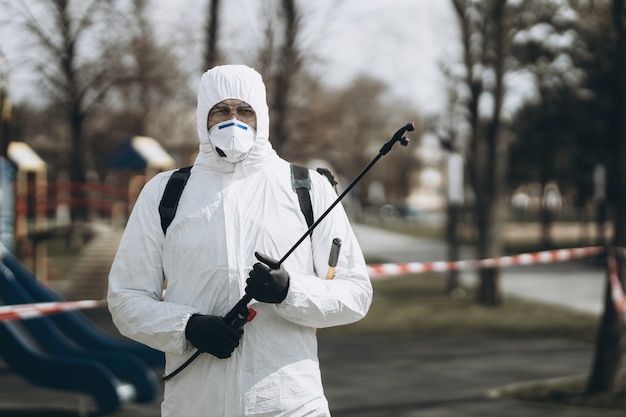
[608,249,626,313]
[0,300,105,323]
[367,246,604,278]
[0,245,624,322]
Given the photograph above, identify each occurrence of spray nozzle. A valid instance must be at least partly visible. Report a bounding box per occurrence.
[380,122,415,155]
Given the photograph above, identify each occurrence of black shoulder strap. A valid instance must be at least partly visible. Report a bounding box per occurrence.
[160,164,332,235]
[290,163,314,229]
[159,166,192,234]
[316,167,338,192]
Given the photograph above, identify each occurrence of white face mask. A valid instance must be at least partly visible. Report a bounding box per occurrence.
[208,119,257,163]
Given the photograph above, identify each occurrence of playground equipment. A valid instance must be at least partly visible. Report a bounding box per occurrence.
[107,135,176,225]
[7,141,47,280]
[0,136,177,412]
[0,249,164,414]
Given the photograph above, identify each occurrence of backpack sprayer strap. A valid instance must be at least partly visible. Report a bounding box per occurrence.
[159,166,192,234]
[158,164,332,235]
[290,164,314,229]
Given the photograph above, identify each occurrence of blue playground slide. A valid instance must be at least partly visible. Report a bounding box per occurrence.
[2,251,165,367]
[0,319,134,414]
[0,254,164,414]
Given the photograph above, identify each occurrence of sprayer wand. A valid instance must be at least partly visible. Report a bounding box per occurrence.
[224,122,413,319]
[226,122,413,308]
[162,123,414,381]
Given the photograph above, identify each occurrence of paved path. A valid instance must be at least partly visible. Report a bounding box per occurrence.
[318,334,622,417]
[353,224,606,316]
[1,331,619,417]
[0,224,619,416]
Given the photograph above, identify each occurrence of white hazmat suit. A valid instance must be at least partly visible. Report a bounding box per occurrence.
[107,65,372,417]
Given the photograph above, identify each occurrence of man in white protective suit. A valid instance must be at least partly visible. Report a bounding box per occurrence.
[107,64,372,417]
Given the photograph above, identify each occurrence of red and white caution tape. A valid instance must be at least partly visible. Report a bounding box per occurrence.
[0,246,619,322]
[367,246,604,278]
[0,300,105,323]
[608,249,626,313]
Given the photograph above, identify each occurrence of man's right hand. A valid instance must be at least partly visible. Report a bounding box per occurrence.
[185,314,242,358]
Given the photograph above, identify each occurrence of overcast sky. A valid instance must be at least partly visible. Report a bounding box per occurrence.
[1,0,460,116]
[308,0,460,115]
[151,0,461,115]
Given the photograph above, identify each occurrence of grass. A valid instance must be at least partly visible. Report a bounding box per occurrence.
[368,217,604,255]
[321,273,626,412]
[322,273,598,342]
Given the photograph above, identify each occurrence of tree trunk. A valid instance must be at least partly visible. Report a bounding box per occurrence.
[539,131,554,249]
[204,0,221,70]
[586,264,624,394]
[586,0,626,395]
[475,193,504,305]
[475,0,508,306]
[540,202,553,249]
[68,107,87,224]
[446,203,461,295]
[271,0,300,154]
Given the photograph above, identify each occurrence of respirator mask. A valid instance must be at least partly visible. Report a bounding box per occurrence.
[208,119,257,164]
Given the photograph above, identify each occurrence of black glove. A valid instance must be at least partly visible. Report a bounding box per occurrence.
[185,314,242,359]
[246,252,290,303]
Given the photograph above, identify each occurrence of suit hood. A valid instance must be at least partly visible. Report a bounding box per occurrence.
[194,65,276,173]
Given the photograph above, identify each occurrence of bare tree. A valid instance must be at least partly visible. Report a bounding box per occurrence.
[251,1,421,203]
[251,0,303,156]
[90,0,195,175]
[6,0,118,223]
[108,0,176,134]
[270,0,302,154]
[326,76,416,207]
[104,0,189,130]
[256,13,276,78]
[204,0,222,70]
[280,73,340,162]
[452,0,510,305]
[586,0,626,395]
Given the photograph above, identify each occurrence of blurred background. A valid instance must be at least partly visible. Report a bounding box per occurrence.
[0,0,618,280]
[0,0,626,415]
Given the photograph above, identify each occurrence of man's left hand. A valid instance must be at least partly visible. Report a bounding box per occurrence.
[246,252,289,303]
